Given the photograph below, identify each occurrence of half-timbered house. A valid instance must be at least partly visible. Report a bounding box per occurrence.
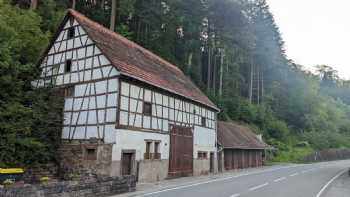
[217,121,269,171]
[33,9,219,182]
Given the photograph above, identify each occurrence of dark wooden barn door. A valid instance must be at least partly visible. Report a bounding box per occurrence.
[210,152,214,173]
[169,125,193,177]
[238,150,243,169]
[121,152,134,175]
[224,150,231,170]
[218,151,223,172]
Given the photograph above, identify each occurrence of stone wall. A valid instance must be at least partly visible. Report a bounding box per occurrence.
[23,163,59,183]
[0,176,136,197]
[58,141,113,178]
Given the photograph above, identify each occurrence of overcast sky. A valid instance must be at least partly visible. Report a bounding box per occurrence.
[266,0,350,79]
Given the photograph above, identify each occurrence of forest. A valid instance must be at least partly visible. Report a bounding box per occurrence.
[1,0,350,166]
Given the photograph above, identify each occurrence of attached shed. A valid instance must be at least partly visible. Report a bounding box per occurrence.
[217,121,269,171]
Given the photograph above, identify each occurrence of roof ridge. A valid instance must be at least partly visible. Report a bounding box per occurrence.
[218,121,269,149]
[67,9,183,74]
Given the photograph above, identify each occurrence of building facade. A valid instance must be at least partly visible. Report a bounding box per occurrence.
[34,9,219,182]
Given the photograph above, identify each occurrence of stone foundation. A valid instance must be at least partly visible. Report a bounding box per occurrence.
[193,159,210,176]
[58,141,113,178]
[110,160,122,177]
[0,176,136,197]
[23,163,59,183]
[138,159,168,182]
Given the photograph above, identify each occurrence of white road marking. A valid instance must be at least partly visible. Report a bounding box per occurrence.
[290,173,299,177]
[249,182,269,191]
[304,168,317,173]
[230,193,240,197]
[273,177,286,182]
[316,169,347,197]
[136,165,306,196]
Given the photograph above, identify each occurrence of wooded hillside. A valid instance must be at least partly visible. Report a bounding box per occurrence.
[2,0,350,165]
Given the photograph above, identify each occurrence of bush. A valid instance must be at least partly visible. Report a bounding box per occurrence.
[265,119,290,142]
[303,131,350,150]
[271,142,314,163]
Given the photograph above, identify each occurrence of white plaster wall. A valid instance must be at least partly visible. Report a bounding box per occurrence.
[193,126,216,158]
[113,129,170,161]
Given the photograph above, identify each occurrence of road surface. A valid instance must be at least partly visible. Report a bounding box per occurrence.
[130,160,350,197]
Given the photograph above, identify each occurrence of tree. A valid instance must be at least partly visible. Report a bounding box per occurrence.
[110,0,117,30]
[316,65,339,87]
[0,1,63,166]
[30,0,37,9]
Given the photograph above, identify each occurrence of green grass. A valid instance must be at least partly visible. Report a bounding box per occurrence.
[272,146,314,163]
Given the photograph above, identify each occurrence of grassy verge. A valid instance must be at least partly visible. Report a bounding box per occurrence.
[272,146,314,163]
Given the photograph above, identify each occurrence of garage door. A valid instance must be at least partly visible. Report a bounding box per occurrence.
[168,125,193,177]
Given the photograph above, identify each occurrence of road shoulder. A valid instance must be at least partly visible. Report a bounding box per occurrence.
[323,170,350,197]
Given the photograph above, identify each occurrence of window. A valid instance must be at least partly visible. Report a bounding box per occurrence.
[86,148,97,160]
[143,102,152,116]
[67,27,75,39]
[198,151,207,160]
[65,60,72,73]
[144,141,161,160]
[154,142,160,159]
[201,117,206,127]
[154,142,159,154]
[144,141,152,160]
[65,86,74,97]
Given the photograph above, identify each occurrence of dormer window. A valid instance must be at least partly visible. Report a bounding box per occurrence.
[65,60,72,73]
[67,27,75,39]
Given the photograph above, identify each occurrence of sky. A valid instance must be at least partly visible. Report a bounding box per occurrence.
[266,0,350,79]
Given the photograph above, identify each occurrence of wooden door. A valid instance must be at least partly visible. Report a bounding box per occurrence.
[233,150,238,169]
[238,150,243,169]
[224,150,231,170]
[210,152,214,173]
[122,152,134,176]
[218,151,223,172]
[168,125,193,177]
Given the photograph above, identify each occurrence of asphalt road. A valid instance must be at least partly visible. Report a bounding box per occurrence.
[134,160,350,197]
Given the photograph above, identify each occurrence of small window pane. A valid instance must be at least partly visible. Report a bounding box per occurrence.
[154,142,159,154]
[143,102,152,116]
[145,141,152,160]
[65,60,72,73]
[201,117,206,127]
[68,27,75,39]
[86,148,97,160]
[154,142,160,159]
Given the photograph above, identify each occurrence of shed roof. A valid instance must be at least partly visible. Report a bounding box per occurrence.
[217,121,269,150]
[63,9,218,111]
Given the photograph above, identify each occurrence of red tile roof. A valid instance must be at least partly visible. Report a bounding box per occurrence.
[67,9,218,111]
[217,121,269,150]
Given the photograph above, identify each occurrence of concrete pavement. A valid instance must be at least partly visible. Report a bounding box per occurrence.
[114,160,350,197]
